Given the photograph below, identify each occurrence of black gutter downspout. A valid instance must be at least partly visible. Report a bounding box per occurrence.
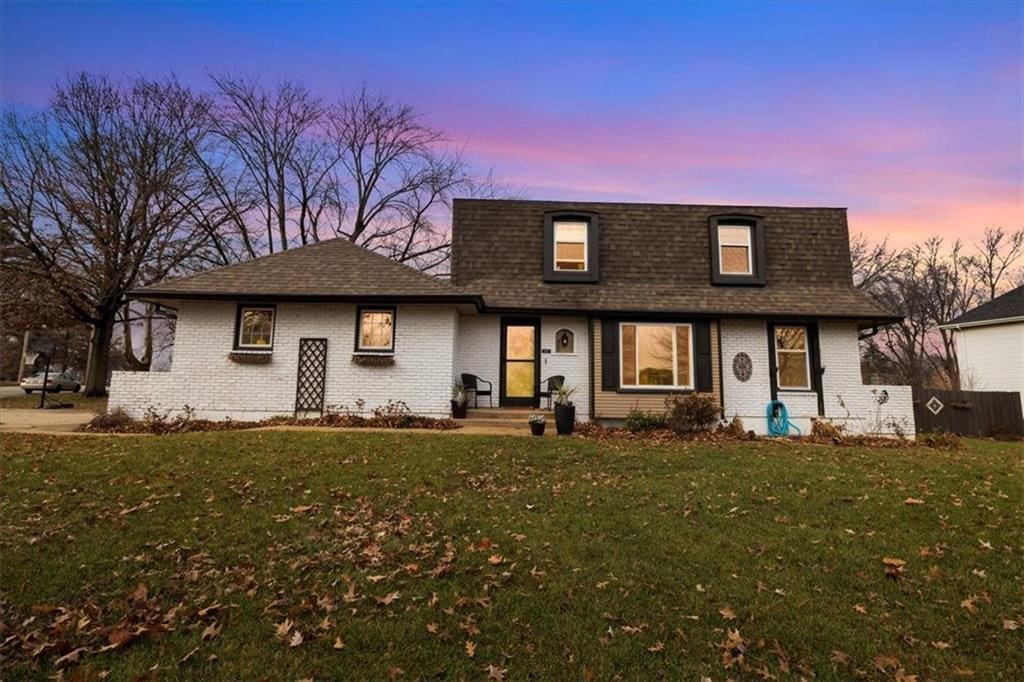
[858,325,880,341]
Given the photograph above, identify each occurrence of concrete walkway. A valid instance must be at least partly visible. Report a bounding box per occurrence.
[0,408,95,435]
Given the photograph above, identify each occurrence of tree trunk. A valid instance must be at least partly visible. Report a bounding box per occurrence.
[84,314,116,396]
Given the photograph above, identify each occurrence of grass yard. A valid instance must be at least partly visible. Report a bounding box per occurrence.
[0,393,108,412]
[0,432,1021,679]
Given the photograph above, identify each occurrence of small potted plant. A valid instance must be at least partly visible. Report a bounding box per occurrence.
[553,383,577,435]
[451,384,468,419]
[528,414,546,436]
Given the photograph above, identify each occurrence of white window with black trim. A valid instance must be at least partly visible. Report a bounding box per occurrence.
[709,215,766,285]
[543,211,599,282]
[619,322,693,389]
[717,223,753,275]
[600,319,713,394]
[356,307,395,353]
[774,325,811,390]
[554,221,588,271]
[235,305,275,350]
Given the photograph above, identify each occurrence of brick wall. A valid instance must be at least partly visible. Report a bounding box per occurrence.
[720,319,915,436]
[453,314,591,419]
[109,302,457,420]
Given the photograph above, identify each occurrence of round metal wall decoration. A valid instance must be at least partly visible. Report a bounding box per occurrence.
[733,352,753,382]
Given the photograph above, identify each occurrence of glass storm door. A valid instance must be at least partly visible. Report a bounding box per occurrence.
[500,318,540,407]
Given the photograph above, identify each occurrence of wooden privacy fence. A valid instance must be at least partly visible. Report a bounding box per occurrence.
[912,387,1024,437]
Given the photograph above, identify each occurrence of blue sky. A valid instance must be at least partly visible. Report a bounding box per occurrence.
[2,1,1021,243]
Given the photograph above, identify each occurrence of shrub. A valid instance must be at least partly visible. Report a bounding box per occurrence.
[811,419,845,441]
[370,400,416,428]
[85,408,133,431]
[664,395,720,434]
[917,431,965,450]
[719,415,747,438]
[625,408,666,433]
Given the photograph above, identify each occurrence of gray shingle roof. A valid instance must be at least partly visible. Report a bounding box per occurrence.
[132,199,901,324]
[452,199,897,322]
[131,238,479,303]
[944,285,1024,327]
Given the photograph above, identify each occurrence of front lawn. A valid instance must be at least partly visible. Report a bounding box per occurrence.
[0,432,1020,679]
[0,393,108,412]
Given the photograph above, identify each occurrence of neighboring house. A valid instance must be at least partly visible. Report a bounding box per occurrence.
[939,285,1024,413]
[111,200,915,435]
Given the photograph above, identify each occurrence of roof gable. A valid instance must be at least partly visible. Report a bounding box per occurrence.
[451,199,894,322]
[132,238,476,302]
[945,285,1024,327]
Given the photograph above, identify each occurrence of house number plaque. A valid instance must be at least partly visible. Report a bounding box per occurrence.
[733,352,752,382]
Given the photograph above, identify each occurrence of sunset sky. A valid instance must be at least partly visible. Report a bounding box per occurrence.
[2,1,1020,245]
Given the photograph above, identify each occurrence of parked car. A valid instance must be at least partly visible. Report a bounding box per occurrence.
[20,371,81,394]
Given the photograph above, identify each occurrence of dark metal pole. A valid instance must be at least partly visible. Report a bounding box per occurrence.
[38,358,50,409]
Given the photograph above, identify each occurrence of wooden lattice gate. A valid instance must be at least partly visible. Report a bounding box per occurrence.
[295,338,328,416]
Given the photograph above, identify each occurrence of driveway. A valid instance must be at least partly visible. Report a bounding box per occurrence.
[0,408,94,435]
[0,385,25,399]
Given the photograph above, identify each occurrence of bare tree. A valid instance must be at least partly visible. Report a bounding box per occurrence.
[854,230,1024,390]
[326,88,473,273]
[0,74,217,394]
[968,226,1024,301]
[850,233,900,292]
[208,74,326,254]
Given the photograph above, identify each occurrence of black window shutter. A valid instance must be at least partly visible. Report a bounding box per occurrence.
[600,320,618,391]
[694,321,713,392]
[807,322,824,416]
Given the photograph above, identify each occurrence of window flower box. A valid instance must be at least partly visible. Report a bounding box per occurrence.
[351,354,395,367]
[228,351,272,365]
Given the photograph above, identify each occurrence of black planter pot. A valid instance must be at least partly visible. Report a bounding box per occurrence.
[451,400,467,419]
[530,421,546,436]
[554,403,575,435]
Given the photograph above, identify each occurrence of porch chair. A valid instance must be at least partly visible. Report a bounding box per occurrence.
[539,375,565,410]
[460,373,493,408]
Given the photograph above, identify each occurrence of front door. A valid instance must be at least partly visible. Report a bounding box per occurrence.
[500,318,540,407]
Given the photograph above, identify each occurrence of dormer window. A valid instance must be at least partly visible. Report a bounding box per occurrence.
[554,221,588,271]
[718,224,752,275]
[543,211,599,282]
[709,215,766,285]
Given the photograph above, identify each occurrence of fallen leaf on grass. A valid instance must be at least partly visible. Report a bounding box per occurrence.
[333,636,345,649]
[126,583,149,602]
[487,554,504,566]
[201,622,222,641]
[647,640,665,653]
[882,557,906,579]
[289,630,303,647]
[374,591,400,606]
[903,498,925,505]
[465,640,476,658]
[718,629,747,669]
[830,650,851,665]
[873,653,900,672]
[1003,619,1019,630]
[485,663,507,680]
[54,647,88,667]
[719,606,737,621]
[931,641,952,650]
[960,597,979,614]
[275,619,293,639]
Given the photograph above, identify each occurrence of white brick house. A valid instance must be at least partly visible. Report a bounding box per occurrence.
[112,199,915,436]
[939,285,1024,416]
